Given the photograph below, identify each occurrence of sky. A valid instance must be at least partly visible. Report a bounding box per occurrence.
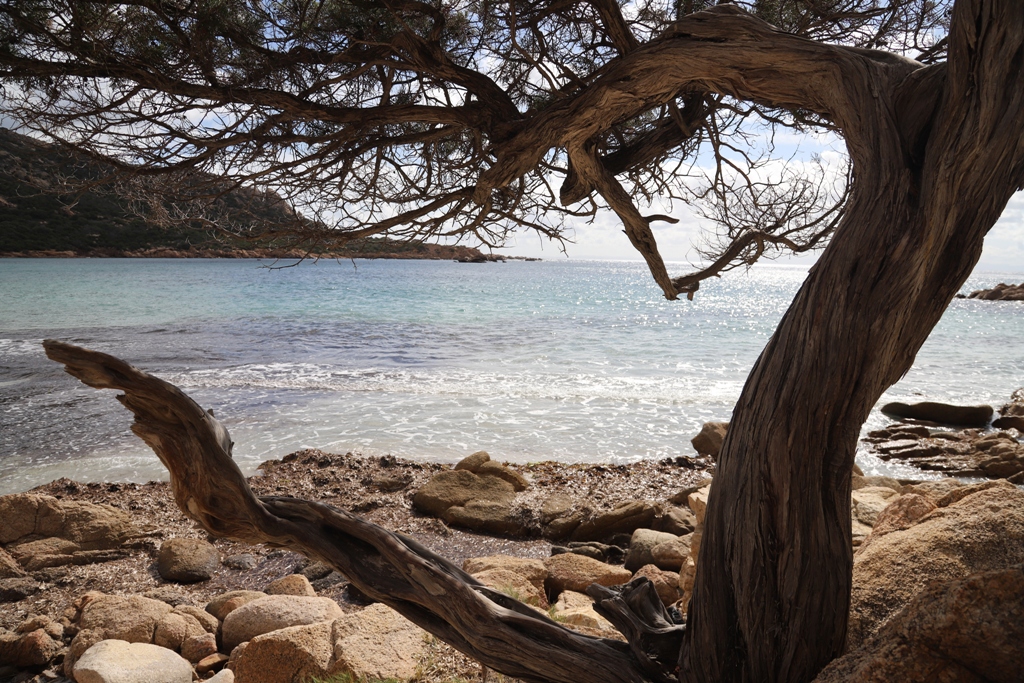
[501,186,1024,276]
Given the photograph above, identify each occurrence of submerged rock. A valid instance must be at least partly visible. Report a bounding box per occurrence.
[879,401,993,427]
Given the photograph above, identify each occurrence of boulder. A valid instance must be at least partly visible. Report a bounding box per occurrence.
[230,620,334,683]
[180,632,218,664]
[331,604,428,681]
[454,450,491,471]
[866,494,936,540]
[677,556,696,606]
[206,668,235,683]
[198,652,230,675]
[551,590,594,614]
[172,605,219,634]
[221,594,344,651]
[0,628,62,667]
[0,548,27,579]
[544,553,632,594]
[687,486,711,526]
[539,494,575,524]
[900,478,963,503]
[967,282,1024,301]
[570,500,660,541]
[15,614,63,640]
[848,482,1024,649]
[73,639,193,683]
[999,387,1024,417]
[851,475,902,492]
[993,414,1024,430]
[153,611,206,651]
[265,574,316,596]
[471,568,548,608]
[554,542,624,564]
[412,470,515,517]
[64,629,104,677]
[77,594,173,643]
[815,566,1024,683]
[668,477,714,506]
[879,401,993,427]
[443,499,520,535]
[462,555,547,591]
[551,591,615,633]
[850,486,900,527]
[633,564,681,606]
[0,577,40,602]
[476,460,530,491]
[206,591,267,621]
[223,554,258,571]
[691,421,728,458]
[543,513,583,540]
[142,586,191,607]
[0,494,132,549]
[650,534,693,572]
[656,506,697,536]
[624,529,681,572]
[157,538,219,583]
[850,520,874,548]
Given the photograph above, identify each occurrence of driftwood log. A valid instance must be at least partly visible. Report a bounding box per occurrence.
[43,339,682,683]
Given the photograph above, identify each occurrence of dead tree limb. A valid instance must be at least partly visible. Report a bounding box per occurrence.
[42,339,663,683]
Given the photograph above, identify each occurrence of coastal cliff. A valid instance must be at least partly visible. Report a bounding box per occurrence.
[0,128,495,261]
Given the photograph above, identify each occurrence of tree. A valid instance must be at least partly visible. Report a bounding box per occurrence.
[6,1,1024,681]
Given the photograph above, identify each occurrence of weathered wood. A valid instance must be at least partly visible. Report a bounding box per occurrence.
[42,339,654,683]
[683,1,1024,682]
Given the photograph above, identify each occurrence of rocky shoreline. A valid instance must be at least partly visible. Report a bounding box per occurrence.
[957,282,1024,301]
[2,412,1023,682]
[0,245,515,261]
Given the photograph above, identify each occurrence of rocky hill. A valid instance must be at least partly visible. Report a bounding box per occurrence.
[0,128,489,260]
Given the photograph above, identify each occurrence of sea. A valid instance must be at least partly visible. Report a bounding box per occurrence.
[2,257,1023,495]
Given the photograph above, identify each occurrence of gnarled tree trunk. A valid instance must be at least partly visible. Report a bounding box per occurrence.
[38,2,1024,683]
[684,1,1024,681]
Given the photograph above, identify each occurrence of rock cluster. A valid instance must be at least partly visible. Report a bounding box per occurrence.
[413,450,699,543]
[412,451,527,535]
[0,576,437,683]
[963,282,1024,300]
[0,494,140,606]
[863,423,1024,481]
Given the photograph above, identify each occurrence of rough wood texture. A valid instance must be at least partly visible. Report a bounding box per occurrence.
[42,339,656,683]
[684,1,1024,682]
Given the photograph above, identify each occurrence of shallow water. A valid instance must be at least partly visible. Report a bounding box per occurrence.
[2,257,1022,494]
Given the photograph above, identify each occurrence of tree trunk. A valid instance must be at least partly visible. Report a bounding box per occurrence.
[35,3,1024,683]
[682,2,1024,681]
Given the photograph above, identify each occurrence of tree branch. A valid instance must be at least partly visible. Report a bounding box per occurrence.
[42,339,656,683]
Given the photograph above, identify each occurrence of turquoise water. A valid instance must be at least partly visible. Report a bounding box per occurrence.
[2,257,1023,494]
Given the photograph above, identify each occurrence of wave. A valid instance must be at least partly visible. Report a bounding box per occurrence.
[166,362,746,406]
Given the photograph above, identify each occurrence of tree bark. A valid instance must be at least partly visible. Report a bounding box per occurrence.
[683,2,1024,682]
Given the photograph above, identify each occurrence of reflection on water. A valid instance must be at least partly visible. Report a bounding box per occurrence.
[2,258,1022,493]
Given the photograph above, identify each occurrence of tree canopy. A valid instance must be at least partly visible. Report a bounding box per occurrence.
[2,0,949,296]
